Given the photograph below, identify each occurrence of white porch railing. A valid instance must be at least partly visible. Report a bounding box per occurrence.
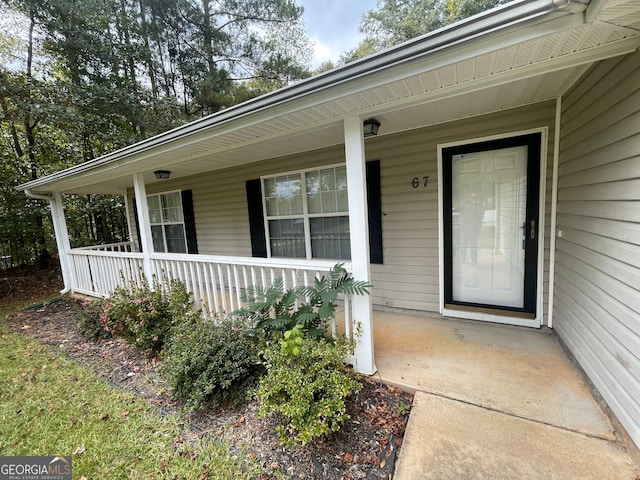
[75,241,138,252]
[67,248,357,358]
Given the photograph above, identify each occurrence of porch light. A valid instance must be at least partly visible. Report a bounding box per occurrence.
[363,118,381,137]
[154,170,171,180]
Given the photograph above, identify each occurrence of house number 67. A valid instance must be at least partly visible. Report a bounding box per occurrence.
[412,176,430,188]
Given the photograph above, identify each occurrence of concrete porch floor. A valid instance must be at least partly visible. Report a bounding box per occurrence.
[371,311,639,479]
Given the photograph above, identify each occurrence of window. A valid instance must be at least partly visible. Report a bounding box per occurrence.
[147,191,187,253]
[262,165,350,260]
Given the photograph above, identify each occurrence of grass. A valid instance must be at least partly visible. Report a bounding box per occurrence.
[0,300,267,479]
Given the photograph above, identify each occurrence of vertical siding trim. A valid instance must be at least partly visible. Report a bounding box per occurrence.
[547,97,562,328]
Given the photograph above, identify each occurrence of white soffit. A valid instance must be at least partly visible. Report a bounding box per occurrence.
[594,0,640,30]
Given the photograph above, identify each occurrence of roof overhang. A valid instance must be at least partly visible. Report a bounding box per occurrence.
[18,0,640,196]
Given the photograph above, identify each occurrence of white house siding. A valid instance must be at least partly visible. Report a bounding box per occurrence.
[555,51,640,448]
[366,102,556,315]
[129,101,556,318]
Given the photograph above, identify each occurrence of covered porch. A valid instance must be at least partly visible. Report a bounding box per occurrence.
[18,0,640,453]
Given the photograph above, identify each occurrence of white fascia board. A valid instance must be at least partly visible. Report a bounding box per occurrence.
[17,0,583,194]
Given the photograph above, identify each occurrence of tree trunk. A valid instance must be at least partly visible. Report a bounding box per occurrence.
[24,8,50,269]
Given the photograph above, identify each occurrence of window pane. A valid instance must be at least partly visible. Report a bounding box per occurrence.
[264,174,302,216]
[269,219,305,258]
[148,195,162,224]
[151,225,165,252]
[321,191,337,213]
[162,192,183,223]
[165,224,186,253]
[310,216,350,260]
[306,170,320,214]
[320,168,336,191]
[307,191,321,214]
[335,166,347,190]
[305,167,348,214]
[266,197,278,217]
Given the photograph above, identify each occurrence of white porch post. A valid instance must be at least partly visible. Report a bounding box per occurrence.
[344,116,376,375]
[132,173,155,287]
[49,193,74,293]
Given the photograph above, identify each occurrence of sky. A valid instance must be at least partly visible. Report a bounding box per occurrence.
[296,0,378,67]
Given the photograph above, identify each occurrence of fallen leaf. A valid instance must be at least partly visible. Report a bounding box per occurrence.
[120,410,129,417]
[73,445,86,455]
[80,476,87,480]
[344,452,353,463]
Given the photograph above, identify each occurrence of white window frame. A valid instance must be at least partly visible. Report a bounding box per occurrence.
[261,163,350,260]
[147,190,188,253]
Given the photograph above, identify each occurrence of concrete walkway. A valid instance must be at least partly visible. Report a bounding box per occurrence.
[370,311,639,479]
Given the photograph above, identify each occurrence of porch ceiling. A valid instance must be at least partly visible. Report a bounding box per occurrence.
[19,0,640,196]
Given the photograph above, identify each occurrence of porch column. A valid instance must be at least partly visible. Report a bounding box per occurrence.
[132,173,155,287]
[49,193,74,293]
[344,116,376,375]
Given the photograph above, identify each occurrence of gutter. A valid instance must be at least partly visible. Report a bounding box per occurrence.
[16,0,589,193]
[24,189,52,201]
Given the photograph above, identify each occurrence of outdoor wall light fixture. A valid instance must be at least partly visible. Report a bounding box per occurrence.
[363,118,381,137]
[154,170,171,180]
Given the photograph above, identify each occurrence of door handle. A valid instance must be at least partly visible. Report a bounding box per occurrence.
[521,220,537,242]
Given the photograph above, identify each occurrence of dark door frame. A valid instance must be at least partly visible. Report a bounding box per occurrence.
[441,131,542,319]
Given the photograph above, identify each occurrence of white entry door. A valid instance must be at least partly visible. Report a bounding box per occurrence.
[442,133,541,318]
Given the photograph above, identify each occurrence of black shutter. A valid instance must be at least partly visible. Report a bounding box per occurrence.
[181,190,198,254]
[131,198,143,253]
[245,179,268,257]
[366,160,383,264]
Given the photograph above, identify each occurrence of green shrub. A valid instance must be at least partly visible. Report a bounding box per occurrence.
[78,276,196,351]
[77,298,113,340]
[235,263,370,340]
[256,325,362,447]
[162,315,263,411]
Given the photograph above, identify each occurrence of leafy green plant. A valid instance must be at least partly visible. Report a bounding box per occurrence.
[79,275,196,351]
[236,263,370,340]
[162,315,263,411]
[397,402,411,416]
[76,298,113,340]
[256,325,362,447]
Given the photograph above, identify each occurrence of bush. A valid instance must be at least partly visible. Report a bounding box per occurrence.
[236,263,370,340]
[77,298,113,340]
[162,315,263,411]
[256,325,362,447]
[77,276,196,351]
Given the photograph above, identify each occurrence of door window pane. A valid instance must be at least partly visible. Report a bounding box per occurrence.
[451,146,527,307]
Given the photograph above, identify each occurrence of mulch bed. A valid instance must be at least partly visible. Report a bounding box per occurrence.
[5,295,413,479]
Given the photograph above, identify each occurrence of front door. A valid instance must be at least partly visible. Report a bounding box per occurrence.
[442,133,541,320]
